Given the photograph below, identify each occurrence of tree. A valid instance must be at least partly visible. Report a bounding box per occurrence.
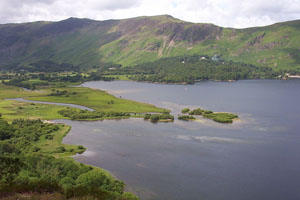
[181,108,190,113]
[0,120,14,140]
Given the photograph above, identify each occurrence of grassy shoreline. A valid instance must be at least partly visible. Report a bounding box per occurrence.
[181,108,239,123]
[0,83,168,122]
[0,83,169,199]
[0,119,138,199]
[0,81,238,199]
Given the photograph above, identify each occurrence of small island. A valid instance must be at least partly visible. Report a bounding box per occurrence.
[143,113,174,123]
[178,115,196,121]
[180,108,238,123]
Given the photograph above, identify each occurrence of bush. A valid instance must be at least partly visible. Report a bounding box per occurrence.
[202,112,238,123]
[150,115,160,122]
[203,110,213,114]
[58,109,130,120]
[122,192,140,200]
[45,135,53,140]
[32,147,41,152]
[59,177,76,197]
[178,115,196,121]
[181,108,190,113]
[144,114,174,123]
[56,146,66,153]
[189,108,202,115]
[143,114,151,120]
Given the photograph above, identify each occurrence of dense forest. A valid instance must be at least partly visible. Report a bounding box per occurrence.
[0,117,138,199]
[101,55,281,83]
[0,61,80,73]
[1,72,114,90]
[0,54,292,86]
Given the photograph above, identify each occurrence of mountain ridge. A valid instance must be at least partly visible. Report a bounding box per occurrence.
[0,15,299,71]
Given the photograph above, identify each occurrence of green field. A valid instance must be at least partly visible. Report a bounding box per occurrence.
[33,124,85,157]
[0,101,70,122]
[27,87,167,113]
[0,84,40,100]
[0,83,167,122]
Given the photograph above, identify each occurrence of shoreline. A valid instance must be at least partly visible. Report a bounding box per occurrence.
[104,77,290,85]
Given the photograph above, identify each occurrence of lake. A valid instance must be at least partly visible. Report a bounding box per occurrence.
[58,80,300,200]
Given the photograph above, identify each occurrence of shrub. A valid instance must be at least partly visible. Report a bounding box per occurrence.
[56,146,66,153]
[77,145,84,150]
[181,108,190,113]
[189,108,202,115]
[178,115,196,121]
[203,110,213,114]
[144,114,174,122]
[149,115,160,122]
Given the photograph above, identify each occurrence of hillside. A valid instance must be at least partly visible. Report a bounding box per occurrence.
[0,15,299,71]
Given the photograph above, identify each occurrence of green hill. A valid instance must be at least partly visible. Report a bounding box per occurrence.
[0,15,299,71]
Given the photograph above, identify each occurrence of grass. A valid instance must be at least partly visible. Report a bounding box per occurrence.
[0,192,130,200]
[187,107,239,123]
[0,84,40,100]
[0,101,86,156]
[0,83,167,121]
[202,112,239,123]
[34,124,85,158]
[104,74,134,80]
[178,115,196,121]
[0,120,129,199]
[0,101,72,122]
[27,87,167,113]
[0,84,145,199]
[0,192,65,200]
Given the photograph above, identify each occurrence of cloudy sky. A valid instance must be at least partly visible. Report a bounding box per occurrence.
[0,0,300,28]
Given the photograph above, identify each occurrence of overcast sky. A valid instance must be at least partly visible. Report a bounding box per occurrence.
[0,0,300,28]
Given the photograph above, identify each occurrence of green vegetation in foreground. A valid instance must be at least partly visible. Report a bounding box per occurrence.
[143,113,174,123]
[0,82,168,199]
[178,115,196,121]
[185,108,238,123]
[0,117,139,199]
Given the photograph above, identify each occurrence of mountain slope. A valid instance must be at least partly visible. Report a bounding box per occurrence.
[0,15,299,71]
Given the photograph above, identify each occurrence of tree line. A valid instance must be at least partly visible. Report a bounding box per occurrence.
[100,55,282,83]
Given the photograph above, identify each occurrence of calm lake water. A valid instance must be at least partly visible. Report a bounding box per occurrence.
[58,80,300,200]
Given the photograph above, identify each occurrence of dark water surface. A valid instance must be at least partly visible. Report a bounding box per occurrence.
[58,80,300,200]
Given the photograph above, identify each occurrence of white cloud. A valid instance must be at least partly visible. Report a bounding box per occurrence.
[0,0,299,28]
